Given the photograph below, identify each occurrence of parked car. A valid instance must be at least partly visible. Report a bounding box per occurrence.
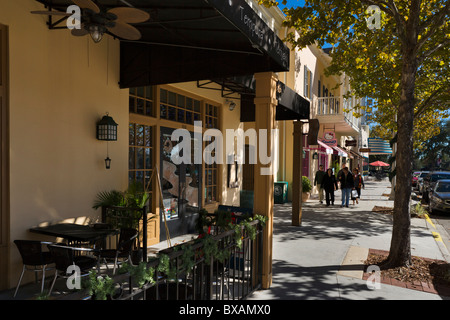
[412,171,421,188]
[423,171,450,203]
[428,179,450,214]
[417,171,430,193]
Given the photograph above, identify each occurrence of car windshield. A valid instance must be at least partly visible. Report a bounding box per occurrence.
[420,173,429,178]
[431,174,450,182]
[436,182,450,193]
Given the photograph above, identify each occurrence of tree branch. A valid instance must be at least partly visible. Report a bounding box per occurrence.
[416,2,450,52]
[417,38,450,65]
[414,86,448,118]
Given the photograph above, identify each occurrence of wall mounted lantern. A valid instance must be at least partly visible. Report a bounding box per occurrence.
[312,152,319,160]
[97,113,118,169]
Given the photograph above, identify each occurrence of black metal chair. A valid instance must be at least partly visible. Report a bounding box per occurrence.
[94,228,138,275]
[13,240,55,298]
[47,244,98,296]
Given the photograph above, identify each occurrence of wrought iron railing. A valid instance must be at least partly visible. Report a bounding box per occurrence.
[59,219,264,300]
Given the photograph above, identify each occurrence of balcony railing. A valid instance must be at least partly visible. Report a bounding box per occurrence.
[313,96,341,115]
[312,96,361,132]
[59,218,264,300]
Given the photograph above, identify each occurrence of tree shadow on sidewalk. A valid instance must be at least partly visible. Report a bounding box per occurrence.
[252,259,385,300]
[272,203,397,243]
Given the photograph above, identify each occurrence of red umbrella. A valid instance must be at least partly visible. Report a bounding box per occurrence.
[369,160,389,167]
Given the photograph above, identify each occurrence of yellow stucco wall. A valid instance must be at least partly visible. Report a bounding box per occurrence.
[1,0,129,288]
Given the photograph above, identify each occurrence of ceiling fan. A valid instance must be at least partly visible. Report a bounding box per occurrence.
[31,0,150,43]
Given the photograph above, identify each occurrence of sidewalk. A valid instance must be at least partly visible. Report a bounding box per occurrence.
[247,179,450,300]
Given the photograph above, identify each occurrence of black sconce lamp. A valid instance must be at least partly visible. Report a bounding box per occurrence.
[312,152,319,160]
[97,113,118,169]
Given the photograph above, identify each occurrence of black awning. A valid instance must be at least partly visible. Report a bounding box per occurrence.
[34,0,289,87]
[240,80,310,121]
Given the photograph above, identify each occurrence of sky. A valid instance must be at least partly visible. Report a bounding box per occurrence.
[277,0,306,10]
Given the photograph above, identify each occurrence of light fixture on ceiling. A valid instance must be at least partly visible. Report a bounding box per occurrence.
[88,25,105,43]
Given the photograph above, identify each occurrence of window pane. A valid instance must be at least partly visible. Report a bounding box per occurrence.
[137,86,144,98]
[160,104,167,118]
[194,100,200,112]
[137,99,144,114]
[160,89,167,103]
[145,86,153,100]
[168,107,176,120]
[129,172,135,184]
[145,126,152,147]
[129,124,135,145]
[145,148,152,169]
[168,91,176,106]
[177,109,185,123]
[129,147,135,169]
[136,171,144,187]
[186,97,193,110]
[177,94,185,108]
[145,101,153,116]
[137,148,144,169]
[186,112,193,125]
[136,125,144,146]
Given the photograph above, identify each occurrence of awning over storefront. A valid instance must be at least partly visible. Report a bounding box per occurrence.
[317,140,334,154]
[367,138,393,155]
[332,146,348,157]
[349,149,361,159]
[240,81,310,121]
[34,0,290,87]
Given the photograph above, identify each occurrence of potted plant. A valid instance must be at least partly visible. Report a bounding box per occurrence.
[93,182,153,264]
[302,176,312,202]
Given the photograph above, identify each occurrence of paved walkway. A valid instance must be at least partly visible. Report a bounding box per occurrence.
[247,179,450,300]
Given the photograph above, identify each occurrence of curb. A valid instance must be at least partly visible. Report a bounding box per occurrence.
[424,214,450,263]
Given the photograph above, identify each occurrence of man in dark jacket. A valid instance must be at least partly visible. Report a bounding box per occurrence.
[314,165,326,204]
[321,168,338,206]
[339,167,354,207]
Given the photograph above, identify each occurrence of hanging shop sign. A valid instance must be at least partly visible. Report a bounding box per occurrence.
[345,139,357,147]
[321,131,337,147]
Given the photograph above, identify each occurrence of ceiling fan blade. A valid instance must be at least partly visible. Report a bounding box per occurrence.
[107,7,150,24]
[31,10,72,16]
[71,26,89,36]
[72,0,100,13]
[107,21,142,40]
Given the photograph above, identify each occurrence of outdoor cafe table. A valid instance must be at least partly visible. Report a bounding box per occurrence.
[29,223,119,246]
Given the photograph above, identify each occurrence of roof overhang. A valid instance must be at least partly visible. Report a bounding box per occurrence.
[34,0,290,87]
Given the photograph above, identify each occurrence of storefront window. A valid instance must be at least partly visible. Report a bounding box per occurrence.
[129,123,153,203]
[160,88,201,125]
[129,86,154,117]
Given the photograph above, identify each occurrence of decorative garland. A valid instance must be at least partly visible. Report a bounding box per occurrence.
[115,214,268,291]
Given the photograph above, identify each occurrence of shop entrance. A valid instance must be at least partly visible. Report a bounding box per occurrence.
[159,127,201,241]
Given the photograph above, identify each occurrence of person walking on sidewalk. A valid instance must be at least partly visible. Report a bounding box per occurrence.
[321,168,338,206]
[314,165,326,204]
[339,167,354,207]
[352,168,365,205]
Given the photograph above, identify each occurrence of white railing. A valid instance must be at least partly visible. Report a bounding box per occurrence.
[313,96,341,116]
[312,96,361,132]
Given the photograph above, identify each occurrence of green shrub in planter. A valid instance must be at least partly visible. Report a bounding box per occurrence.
[302,176,312,193]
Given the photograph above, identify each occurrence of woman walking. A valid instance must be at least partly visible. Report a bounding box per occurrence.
[352,168,365,205]
[321,168,338,206]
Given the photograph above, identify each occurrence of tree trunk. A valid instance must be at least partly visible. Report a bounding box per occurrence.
[382,39,418,269]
